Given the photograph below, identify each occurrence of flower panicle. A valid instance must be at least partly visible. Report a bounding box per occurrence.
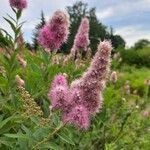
[9,0,27,10]
[38,10,70,51]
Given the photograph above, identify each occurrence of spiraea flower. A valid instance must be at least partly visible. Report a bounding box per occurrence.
[110,71,118,84]
[124,81,130,95]
[74,18,90,51]
[17,55,27,68]
[142,110,149,118]
[15,75,25,87]
[63,105,90,129]
[145,79,150,86]
[38,10,70,51]
[9,0,27,10]
[48,74,69,110]
[49,40,112,129]
[70,18,90,60]
[70,40,112,114]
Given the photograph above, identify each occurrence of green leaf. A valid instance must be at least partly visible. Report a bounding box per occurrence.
[3,17,16,33]
[7,13,16,23]
[0,115,14,129]
[17,10,22,20]
[4,133,29,139]
[40,142,63,150]
[58,133,75,145]
[11,7,17,14]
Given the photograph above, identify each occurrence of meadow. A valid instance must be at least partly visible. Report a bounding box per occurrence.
[0,0,150,150]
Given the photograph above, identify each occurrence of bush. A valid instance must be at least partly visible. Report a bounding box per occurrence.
[120,47,150,67]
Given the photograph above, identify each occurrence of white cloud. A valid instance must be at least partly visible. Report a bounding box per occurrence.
[96,8,114,19]
[96,0,150,20]
[115,25,150,47]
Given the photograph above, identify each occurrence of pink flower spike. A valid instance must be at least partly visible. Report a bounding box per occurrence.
[74,18,90,51]
[51,74,68,88]
[63,105,90,129]
[48,85,69,109]
[9,0,27,10]
[38,10,70,50]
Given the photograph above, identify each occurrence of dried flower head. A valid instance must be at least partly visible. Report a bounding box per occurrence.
[145,79,150,86]
[18,86,50,126]
[110,71,117,83]
[17,55,27,68]
[15,75,25,87]
[9,0,27,10]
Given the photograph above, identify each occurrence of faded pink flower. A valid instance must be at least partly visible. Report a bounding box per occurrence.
[110,71,117,83]
[145,79,150,86]
[142,111,149,117]
[38,11,70,50]
[48,85,69,109]
[74,18,90,51]
[48,74,69,109]
[70,18,90,60]
[70,40,112,114]
[15,75,25,87]
[17,55,27,68]
[51,74,68,88]
[9,0,27,10]
[63,105,90,129]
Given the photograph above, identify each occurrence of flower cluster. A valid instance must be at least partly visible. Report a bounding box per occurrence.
[70,18,90,59]
[110,71,118,84]
[9,0,27,10]
[74,18,90,51]
[18,85,50,126]
[48,40,112,129]
[38,11,70,51]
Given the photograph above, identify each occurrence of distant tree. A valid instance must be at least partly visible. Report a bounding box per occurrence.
[62,1,109,54]
[32,11,46,51]
[109,27,126,49]
[89,8,109,53]
[25,42,33,51]
[134,39,150,50]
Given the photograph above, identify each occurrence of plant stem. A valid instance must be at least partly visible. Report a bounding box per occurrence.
[32,122,65,150]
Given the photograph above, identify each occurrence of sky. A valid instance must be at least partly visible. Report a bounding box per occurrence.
[0,0,150,47]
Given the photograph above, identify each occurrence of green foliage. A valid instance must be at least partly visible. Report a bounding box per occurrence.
[134,39,150,50]
[62,1,109,54]
[32,11,46,51]
[120,47,150,67]
[0,2,150,150]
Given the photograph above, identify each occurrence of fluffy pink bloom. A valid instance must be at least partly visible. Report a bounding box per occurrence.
[51,74,68,88]
[9,0,27,10]
[74,18,90,51]
[38,10,70,50]
[63,105,90,129]
[110,71,117,83]
[142,111,149,118]
[48,85,69,109]
[49,40,112,129]
[70,40,112,114]
[48,74,69,109]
